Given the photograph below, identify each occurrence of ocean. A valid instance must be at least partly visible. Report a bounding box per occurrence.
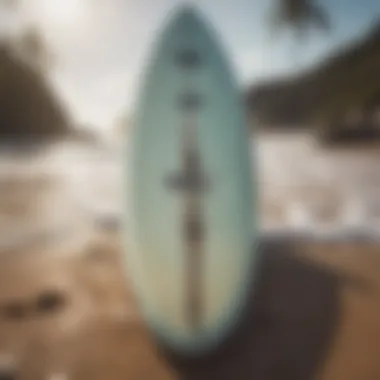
[1,131,380,248]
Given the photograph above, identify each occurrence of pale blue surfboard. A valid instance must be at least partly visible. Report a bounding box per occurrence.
[126,5,258,354]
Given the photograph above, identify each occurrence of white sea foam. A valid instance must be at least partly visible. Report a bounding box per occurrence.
[0,132,380,244]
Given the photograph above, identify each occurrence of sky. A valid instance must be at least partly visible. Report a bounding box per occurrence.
[3,0,380,130]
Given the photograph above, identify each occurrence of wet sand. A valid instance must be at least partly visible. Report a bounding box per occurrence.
[0,227,175,380]
[0,227,380,379]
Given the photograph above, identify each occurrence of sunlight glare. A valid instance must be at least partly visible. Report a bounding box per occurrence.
[36,0,90,29]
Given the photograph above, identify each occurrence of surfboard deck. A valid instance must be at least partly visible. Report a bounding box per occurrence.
[126,5,258,355]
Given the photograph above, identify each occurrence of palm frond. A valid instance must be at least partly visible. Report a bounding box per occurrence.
[271,0,330,37]
[309,3,331,32]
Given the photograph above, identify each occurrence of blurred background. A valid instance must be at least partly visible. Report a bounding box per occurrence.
[0,0,379,379]
[1,0,380,233]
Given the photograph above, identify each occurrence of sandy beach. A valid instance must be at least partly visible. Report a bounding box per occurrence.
[0,137,380,379]
[2,226,380,379]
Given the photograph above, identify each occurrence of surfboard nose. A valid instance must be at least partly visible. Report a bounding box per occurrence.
[166,4,204,32]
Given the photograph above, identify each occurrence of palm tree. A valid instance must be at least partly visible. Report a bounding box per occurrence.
[270,0,331,67]
[271,0,330,42]
[0,0,55,72]
[16,26,56,71]
[0,0,19,40]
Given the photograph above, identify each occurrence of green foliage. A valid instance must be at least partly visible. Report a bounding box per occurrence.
[314,25,380,123]
[0,43,69,140]
[271,0,330,41]
[15,27,55,71]
[247,21,380,129]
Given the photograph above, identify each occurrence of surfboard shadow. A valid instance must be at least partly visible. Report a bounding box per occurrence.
[162,235,372,380]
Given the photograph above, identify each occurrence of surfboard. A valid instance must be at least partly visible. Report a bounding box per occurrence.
[126,5,258,355]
